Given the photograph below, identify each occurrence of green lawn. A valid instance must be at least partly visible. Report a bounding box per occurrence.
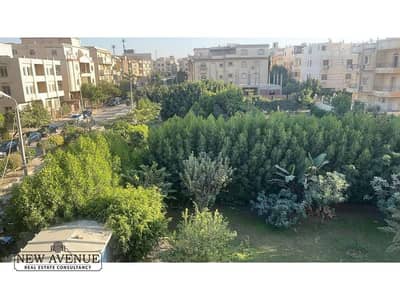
[168,204,400,262]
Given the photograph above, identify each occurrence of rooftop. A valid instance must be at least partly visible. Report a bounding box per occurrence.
[19,220,112,255]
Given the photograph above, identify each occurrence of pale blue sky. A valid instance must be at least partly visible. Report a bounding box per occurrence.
[0,37,364,58]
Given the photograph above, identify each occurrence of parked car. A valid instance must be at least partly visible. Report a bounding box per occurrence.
[82,110,92,118]
[0,140,18,157]
[0,236,14,246]
[70,114,84,122]
[27,132,42,145]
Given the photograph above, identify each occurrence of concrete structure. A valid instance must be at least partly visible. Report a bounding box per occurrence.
[11,38,96,111]
[123,49,152,78]
[18,220,113,262]
[0,43,13,57]
[191,44,274,95]
[153,56,178,77]
[0,46,64,116]
[88,47,113,83]
[300,41,355,90]
[351,38,400,112]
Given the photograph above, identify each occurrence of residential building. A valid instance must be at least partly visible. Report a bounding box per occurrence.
[11,38,96,111]
[191,44,274,95]
[178,57,190,73]
[153,56,178,77]
[351,38,400,112]
[0,45,64,116]
[300,41,355,91]
[123,49,153,78]
[0,43,13,57]
[88,47,113,83]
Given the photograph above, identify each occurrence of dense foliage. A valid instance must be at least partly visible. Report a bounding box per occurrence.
[146,81,248,120]
[165,208,237,262]
[251,189,306,228]
[148,112,400,205]
[180,152,233,210]
[20,102,51,128]
[81,81,121,105]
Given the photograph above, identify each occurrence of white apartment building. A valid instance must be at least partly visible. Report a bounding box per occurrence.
[153,56,178,77]
[11,38,96,111]
[88,47,113,83]
[191,44,272,95]
[300,41,356,90]
[0,44,64,115]
[351,38,400,112]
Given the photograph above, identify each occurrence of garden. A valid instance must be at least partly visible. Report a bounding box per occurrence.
[2,80,400,262]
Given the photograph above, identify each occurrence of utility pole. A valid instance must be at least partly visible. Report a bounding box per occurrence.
[112,45,116,55]
[0,91,28,176]
[123,68,135,110]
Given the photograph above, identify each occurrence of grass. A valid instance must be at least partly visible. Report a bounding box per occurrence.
[167,204,400,262]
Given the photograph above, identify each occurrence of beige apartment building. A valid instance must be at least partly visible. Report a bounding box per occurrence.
[270,44,304,82]
[351,38,400,112]
[88,47,113,83]
[191,44,272,95]
[300,41,356,90]
[153,56,178,77]
[0,44,64,115]
[123,49,152,79]
[11,38,96,111]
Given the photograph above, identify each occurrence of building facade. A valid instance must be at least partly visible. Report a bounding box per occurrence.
[300,41,355,90]
[351,38,400,112]
[0,47,64,116]
[88,47,113,83]
[123,49,152,78]
[153,56,178,77]
[191,44,272,95]
[11,38,96,111]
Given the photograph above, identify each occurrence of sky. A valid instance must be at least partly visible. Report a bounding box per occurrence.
[0,37,371,59]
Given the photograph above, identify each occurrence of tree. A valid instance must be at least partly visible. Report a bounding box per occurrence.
[165,208,237,262]
[180,152,233,210]
[19,102,51,128]
[331,92,352,115]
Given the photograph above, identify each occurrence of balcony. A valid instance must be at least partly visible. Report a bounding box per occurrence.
[373,88,400,98]
[375,64,400,74]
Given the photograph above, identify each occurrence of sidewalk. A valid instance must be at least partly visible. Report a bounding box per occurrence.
[0,157,43,200]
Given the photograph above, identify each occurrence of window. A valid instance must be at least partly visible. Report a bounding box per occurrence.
[29,49,35,55]
[321,74,327,80]
[228,62,233,67]
[240,49,248,56]
[56,65,61,75]
[51,49,57,56]
[228,73,233,78]
[346,59,353,68]
[0,66,8,77]
[2,86,11,96]
[57,81,63,90]
[12,49,17,55]
[219,75,223,79]
[362,77,368,85]
[25,86,30,94]
[27,66,32,76]
[77,79,80,85]
[394,54,399,68]
[241,61,247,68]
[364,56,369,65]
[241,73,247,79]
[257,49,265,55]
[321,45,327,51]
[200,75,207,80]
[219,63,223,68]
[323,59,329,66]
[345,73,351,80]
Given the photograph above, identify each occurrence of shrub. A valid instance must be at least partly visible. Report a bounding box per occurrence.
[251,189,306,228]
[371,173,400,216]
[180,152,233,210]
[48,135,64,147]
[165,208,237,262]
[304,171,349,218]
[7,153,22,171]
[98,186,168,261]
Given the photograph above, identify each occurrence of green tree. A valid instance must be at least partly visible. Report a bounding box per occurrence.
[331,92,352,115]
[165,208,237,262]
[20,102,51,128]
[180,152,233,210]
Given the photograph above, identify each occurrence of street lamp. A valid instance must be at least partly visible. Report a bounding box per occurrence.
[0,91,28,176]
